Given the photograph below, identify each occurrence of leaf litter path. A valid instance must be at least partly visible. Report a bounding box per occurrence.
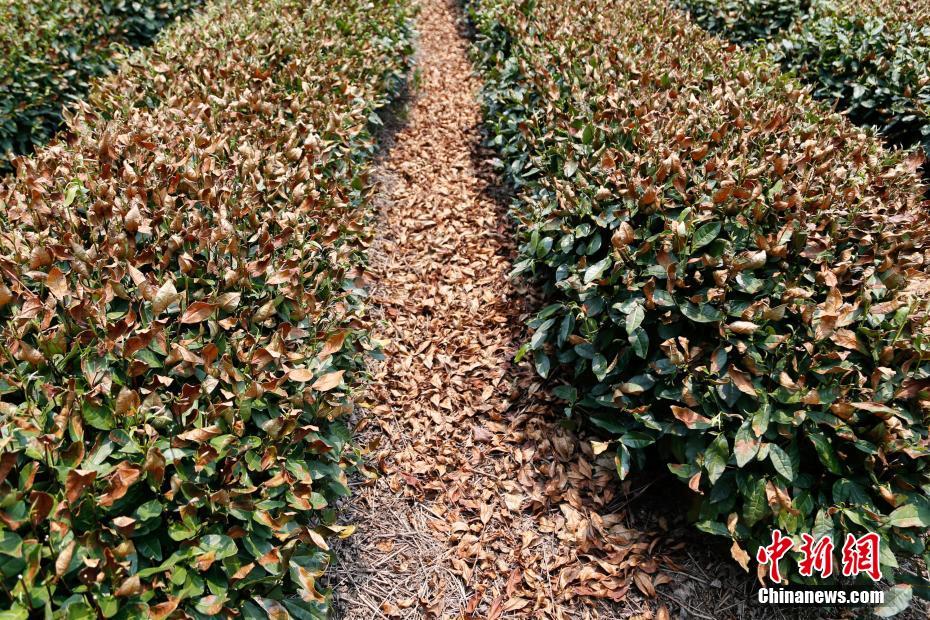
[329,0,683,618]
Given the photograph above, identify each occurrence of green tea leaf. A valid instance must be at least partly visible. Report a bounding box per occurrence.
[808,433,842,475]
[768,444,794,480]
[81,400,115,431]
[743,478,769,527]
[888,503,930,528]
[584,256,612,283]
[625,303,645,334]
[734,422,759,467]
[680,301,724,323]
[629,327,649,359]
[692,221,721,250]
[705,434,729,483]
[616,444,632,480]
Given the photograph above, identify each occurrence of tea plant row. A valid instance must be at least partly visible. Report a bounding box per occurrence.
[0,0,413,616]
[470,0,929,611]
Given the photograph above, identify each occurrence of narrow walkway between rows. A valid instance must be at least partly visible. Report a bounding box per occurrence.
[331,1,670,618]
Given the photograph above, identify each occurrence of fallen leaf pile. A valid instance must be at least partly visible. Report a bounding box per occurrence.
[471,0,930,599]
[331,1,675,618]
[0,0,413,615]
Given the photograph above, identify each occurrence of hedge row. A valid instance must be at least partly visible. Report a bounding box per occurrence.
[0,0,413,616]
[470,0,930,606]
[677,0,810,43]
[0,0,203,172]
[678,0,930,157]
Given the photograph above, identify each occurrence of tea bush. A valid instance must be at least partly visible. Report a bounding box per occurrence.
[677,0,809,43]
[675,0,930,157]
[0,0,413,616]
[776,1,930,157]
[0,0,202,171]
[470,0,930,604]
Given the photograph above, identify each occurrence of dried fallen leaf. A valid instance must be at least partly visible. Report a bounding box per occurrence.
[473,425,493,443]
[591,440,611,455]
[504,493,524,511]
[380,602,402,617]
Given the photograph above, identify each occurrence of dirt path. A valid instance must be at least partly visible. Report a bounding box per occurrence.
[328,1,676,618]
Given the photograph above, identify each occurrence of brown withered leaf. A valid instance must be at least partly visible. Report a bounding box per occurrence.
[670,405,711,428]
[727,321,758,335]
[311,370,344,392]
[0,453,16,485]
[730,541,750,572]
[98,462,141,507]
[180,301,217,324]
[319,331,347,358]
[177,426,222,443]
[150,597,180,620]
[29,491,54,526]
[215,291,241,311]
[288,368,315,383]
[55,541,75,577]
[115,575,141,597]
[65,469,96,504]
[152,280,179,315]
[727,367,757,398]
[632,571,655,597]
[46,266,68,300]
[144,446,166,486]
